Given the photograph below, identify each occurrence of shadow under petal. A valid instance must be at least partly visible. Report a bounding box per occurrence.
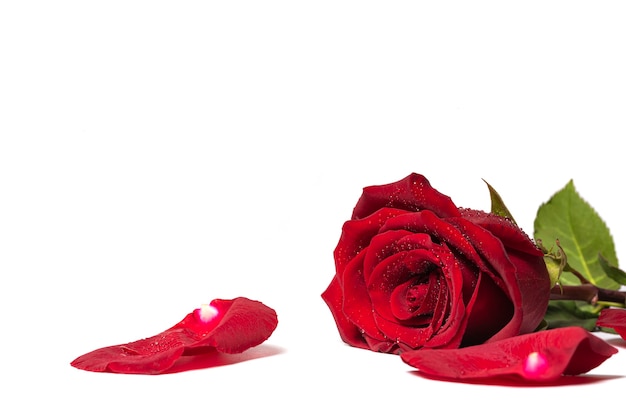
[163,344,286,374]
[604,337,626,349]
[407,370,623,387]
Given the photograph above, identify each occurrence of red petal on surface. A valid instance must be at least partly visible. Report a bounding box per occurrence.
[401,327,617,382]
[196,298,279,354]
[70,297,278,374]
[597,308,626,339]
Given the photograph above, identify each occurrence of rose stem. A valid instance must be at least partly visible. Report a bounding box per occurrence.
[550,284,626,307]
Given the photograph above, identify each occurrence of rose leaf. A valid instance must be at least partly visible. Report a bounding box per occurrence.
[542,300,598,330]
[533,180,619,289]
[598,254,626,286]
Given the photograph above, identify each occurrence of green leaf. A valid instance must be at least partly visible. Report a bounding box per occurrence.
[482,179,517,225]
[543,300,598,330]
[533,180,619,289]
[599,254,626,286]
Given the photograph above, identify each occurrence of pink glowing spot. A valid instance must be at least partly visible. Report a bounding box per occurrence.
[199,304,219,323]
[522,351,549,379]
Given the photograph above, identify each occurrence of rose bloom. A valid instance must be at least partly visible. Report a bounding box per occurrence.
[322,173,551,353]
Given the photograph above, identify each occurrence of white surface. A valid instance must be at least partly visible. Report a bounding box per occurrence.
[2,1,625,402]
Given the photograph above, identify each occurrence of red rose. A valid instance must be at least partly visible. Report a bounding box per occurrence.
[322,173,551,353]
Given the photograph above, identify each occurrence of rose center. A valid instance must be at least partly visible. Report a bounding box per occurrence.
[408,273,438,316]
[406,283,429,310]
[390,269,440,322]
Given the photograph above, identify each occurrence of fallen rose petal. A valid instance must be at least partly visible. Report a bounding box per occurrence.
[400,327,617,382]
[71,297,278,374]
[597,308,626,339]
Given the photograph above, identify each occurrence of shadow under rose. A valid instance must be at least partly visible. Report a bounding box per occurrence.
[408,370,623,387]
[163,344,285,374]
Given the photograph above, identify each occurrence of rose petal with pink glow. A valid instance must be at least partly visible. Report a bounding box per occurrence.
[71,297,278,374]
[401,327,617,382]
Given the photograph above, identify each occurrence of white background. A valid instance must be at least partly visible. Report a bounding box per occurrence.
[1,1,625,402]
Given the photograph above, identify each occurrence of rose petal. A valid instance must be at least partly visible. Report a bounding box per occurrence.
[334,207,408,274]
[597,308,626,339]
[342,251,388,343]
[321,276,370,350]
[459,208,544,257]
[460,271,513,346]
[363,229,430,281]
[447,215,549,342]
[194,298,278,354]
[70,297,278,374]
[352,173,459,220]
[401,327,618,382]
[458,209,550,337]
